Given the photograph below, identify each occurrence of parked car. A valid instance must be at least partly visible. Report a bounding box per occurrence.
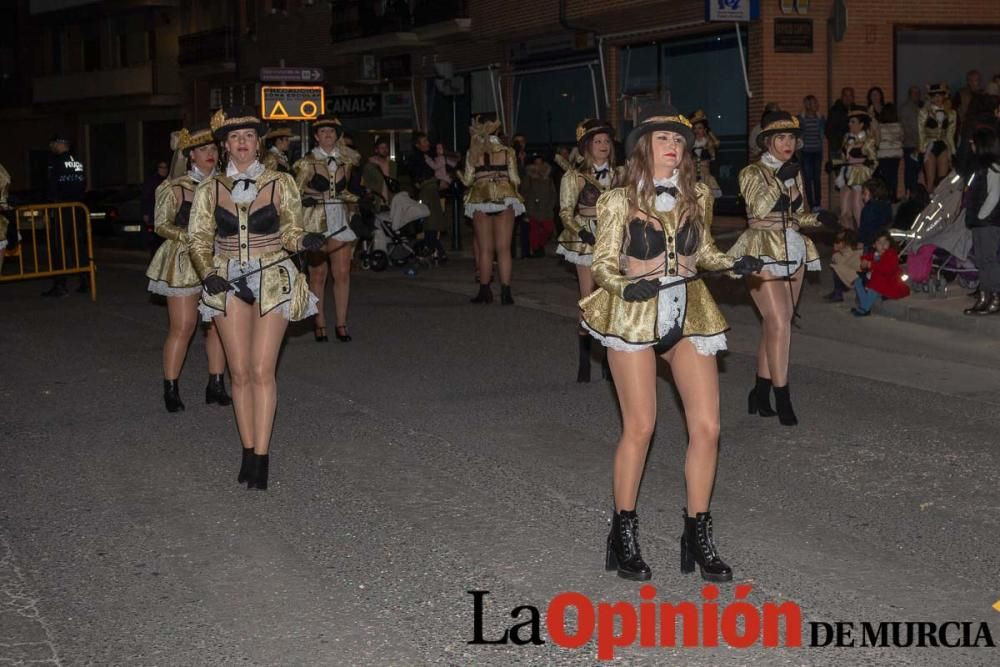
[84,186,153,250]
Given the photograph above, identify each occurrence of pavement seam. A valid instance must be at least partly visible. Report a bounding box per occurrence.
[0,534,64,666]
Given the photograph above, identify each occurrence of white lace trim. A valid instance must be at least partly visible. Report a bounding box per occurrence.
[582,320,727,356]
[322,200,357,241]
[465,198,525,217]
[656,276,686,338]
[226,161,264,204]
[198,257,318,322]
[556,244,593,266]
[759,228,821,276]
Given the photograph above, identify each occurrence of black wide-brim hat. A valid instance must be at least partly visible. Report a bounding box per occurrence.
[178,125,215,156]
[756,110,802,150]
[210,107,268,142]
[625,103,694,155]
[312,115,345,138]
[576,118,614,152]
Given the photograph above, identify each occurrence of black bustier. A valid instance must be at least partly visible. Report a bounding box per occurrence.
[771,193,803,213]
[309,173,330,193]
[213,181,280,237]
[578,181,602,208]
[624,218,701,260]
[174,200,192,228]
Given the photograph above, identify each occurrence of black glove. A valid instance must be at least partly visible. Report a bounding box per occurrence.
[578,229,596,246]
[817,210,840,228]
[776,161,800,182]
[732,256,764,276]
[301,196,319,208]
[848,148,864,159]
[4,222,18,250]
[203,274,232,296]
[302,232,326,251]
[622,279,660,302]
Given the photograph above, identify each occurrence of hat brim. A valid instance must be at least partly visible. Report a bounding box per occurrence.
[756,127,802,151]
[625,121,694,156]
[577,126,613,152]
[182,137,216,157]
[212,120,268,142]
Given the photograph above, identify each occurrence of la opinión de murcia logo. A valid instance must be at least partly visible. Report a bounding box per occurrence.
[468,587,996,661]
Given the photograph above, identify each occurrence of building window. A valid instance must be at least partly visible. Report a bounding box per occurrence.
[513,65,599,145]
[115,34,129,68]
[83,35,101,72]
[51,31,64,74]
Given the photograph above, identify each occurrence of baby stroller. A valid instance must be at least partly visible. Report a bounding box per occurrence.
[897,171,978,295]
[357,191,432,272]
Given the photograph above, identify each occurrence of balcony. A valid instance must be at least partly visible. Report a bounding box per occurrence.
[329,0,470,55]
[178,27,236,74]
[34,63,155,102]
[30,0,177,14]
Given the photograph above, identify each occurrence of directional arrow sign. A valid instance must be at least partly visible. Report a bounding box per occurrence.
[259,67,325,83]
[260,86,324,121]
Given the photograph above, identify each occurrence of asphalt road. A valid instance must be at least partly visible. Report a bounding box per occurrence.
[2,244,1000,666]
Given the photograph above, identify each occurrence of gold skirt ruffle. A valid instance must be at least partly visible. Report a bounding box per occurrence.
[727,227,820,266]
[145,238,200,288]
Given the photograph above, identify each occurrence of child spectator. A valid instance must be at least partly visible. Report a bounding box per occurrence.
[825,229,862,303]
[521,152,556,257]
[858,177,893,250]
[852,231,910,316]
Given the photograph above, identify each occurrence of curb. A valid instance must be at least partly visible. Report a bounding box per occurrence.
[876,295,1000,337]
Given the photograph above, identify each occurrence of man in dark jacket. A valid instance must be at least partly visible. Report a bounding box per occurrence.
[826,87,865,156]
[42,133,87,297]
[404,132,447,258]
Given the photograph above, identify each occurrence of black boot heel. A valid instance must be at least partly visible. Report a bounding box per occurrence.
[773,385,798,426]
[500,284,514,305]
[163,379,184,413]
[606,509,652,581]
[748,376,776,417]
[247,454,269,490]
[237,448,253,484]
[206,374,232,406]
[470,284,493,304]
[577,335,591,383]
[681,508,733,582]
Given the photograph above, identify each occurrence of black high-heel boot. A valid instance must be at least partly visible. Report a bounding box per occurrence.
[163,379,184,413]
[247,454,269,490]
[470,284,493,304]
[577,335,591,382]
[237,448,254,484]
[500,284,514,305]
[964,290,989,315]
[205,374,232,406]
[747,376,776,417]
[773,385,798,426]
[680,509,733,582]
[604,509,652,581]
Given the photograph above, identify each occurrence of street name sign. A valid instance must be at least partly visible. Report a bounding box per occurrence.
[260,86,325,121]
[260,67,324,83]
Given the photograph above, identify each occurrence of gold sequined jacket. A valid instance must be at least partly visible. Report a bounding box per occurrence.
[187,169,312,318]
[459,146,523,205]
[145,174,201,288]
[729,160,822,266]
[841,133,878,187]
[263,148,291,174]
[917,105,957,155]
[556,166,625,257]
[293,147,360,235]
[580,183,734,345]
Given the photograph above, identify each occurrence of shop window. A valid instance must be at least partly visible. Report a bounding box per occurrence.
[513,66,599,146]
[896,29,1000,104]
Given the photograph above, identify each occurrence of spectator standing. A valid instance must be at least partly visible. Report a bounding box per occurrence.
[873,105,903,202]
[899,85,924,196]
[520,152,556,257]
[798,95,826,209]
[956,70,983,127]
[361,135,397,208]
[404,132,447,260]
[827,87,864,156]
[963,127,1000,315]
[42,133,87,297]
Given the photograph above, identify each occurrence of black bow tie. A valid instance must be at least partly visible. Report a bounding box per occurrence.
[655,185,679,197]
[326,156,338,166]
[594,167,609,179]
[233,177,255,191]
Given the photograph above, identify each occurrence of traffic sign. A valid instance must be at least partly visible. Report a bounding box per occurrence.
[260,86,325,120]
[260,67,324,83]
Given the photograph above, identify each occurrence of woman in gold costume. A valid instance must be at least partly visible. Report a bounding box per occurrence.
[556,118,623,381]
[459,116,524,304]
[293,115,361,342]
[145,126,229,413]
[188,107,325,490]
[729,110,837,426]
[918,83,957,189]
[580,104,762,582]
[690,110,722,198]
[838,110,878,228]
[263,125,294,174]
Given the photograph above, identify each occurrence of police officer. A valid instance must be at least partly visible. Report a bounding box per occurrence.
[42,133,87,297]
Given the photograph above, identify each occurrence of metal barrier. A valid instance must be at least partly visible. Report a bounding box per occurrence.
[0,202,96,301]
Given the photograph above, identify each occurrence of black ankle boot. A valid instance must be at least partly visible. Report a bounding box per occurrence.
[577,335,591,382]
[470,283,493,304]
[680,509,733,582]
[247,454,269,490]
[976,292,1000,315]
[500,284,514,305]
[237,448,254,484]
[747,376,776,417]
[163,379,184,413]
[205,374,232,406]
[773,385,798,426]
[605,509,652,581]
[964,290,989,315]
